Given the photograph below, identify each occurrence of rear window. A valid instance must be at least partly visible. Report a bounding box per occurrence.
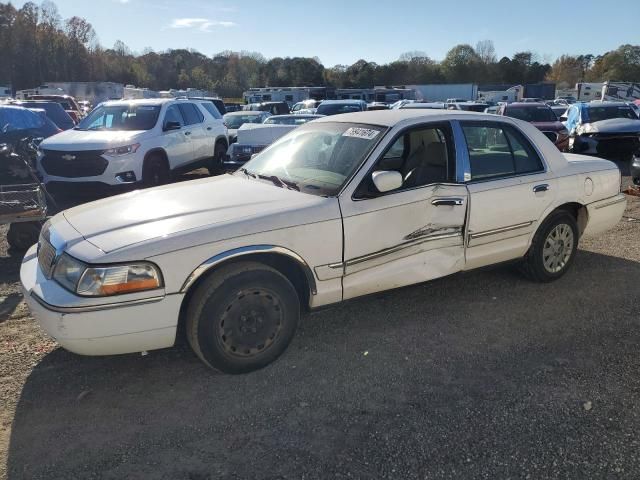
[316,103,364,115]
[505,106,557,123]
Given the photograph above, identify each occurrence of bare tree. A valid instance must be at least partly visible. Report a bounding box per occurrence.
[476,40,496,64]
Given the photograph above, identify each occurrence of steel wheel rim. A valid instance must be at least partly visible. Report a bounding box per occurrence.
[543,223,574,273]
[217,288,283,358]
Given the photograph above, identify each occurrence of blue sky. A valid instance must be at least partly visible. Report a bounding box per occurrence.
[13,0,640,66]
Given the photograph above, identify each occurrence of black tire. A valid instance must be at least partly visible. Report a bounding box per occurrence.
[7,222,42,251]
[520,211,579,282]
[142,154,170,187]
[208,141,227,175]
[186,261,300,374]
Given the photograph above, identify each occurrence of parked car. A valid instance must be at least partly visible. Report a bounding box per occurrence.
[291,100,321,114]
[223,111,272,144]
[36,98,228,195]
[521,98,544,103]
[631,154,640,185]
[0,105,60,145]
[11,100,75,130]
[447,102,490,112]
[498,102,569,151]
[24,94,83,123]
[263,114,323,125]
[225,115,323,168]
[21,110,626,373]
[188,97,226,116]
[243,102,290,115]
[401,102,445,110]
[554,96,577,105]
[564,102,640,160]
[224,103,242,113]
[550,105,568,120]
[316,100,367,116]
[367,102,389,111]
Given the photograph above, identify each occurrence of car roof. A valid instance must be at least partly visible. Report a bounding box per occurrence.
[319,100,365,104]
[583,101,633,108]
[507,102,550,107]
[312,109,501,127]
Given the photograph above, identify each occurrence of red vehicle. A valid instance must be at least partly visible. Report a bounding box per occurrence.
[497,102,569,151]
[23,94,83,124]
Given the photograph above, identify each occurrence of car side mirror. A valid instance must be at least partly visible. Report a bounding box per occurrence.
[372,170,403,193]
[163,121,181,131]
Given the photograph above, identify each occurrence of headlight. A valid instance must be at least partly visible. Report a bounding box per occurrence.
[103,143,140,156]
[53,254,86,292]
[53,255,162,297]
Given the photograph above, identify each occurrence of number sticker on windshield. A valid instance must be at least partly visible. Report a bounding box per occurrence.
[343,127,380,140]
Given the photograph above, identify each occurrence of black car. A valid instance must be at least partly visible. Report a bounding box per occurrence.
[187,97,226,115]
[0,105,60,145]
[244,102,290,115]
[11,100,75,130]
[632,154,640,185]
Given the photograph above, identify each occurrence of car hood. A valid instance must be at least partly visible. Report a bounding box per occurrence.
[582,118,640,134]
[61,174,337,256]
[237,124,296,145]
[531,121,565,131]
[40,128,147,151]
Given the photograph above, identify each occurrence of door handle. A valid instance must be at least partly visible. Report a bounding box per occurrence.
[184,131,191,136]
[206,127,213,131]
[431,197,465,206]
[533,184,549,193]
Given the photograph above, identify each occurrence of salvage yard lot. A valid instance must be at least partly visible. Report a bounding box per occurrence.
[1,167,639,479]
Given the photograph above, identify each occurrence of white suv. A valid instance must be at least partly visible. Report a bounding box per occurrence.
[37,98,228,193]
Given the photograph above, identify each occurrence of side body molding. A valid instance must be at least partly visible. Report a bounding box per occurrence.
[180,245,318,295]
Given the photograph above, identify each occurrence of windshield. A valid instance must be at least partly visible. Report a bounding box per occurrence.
[77,104,161,131]
[224,114,263,129]
[316,103,363,116]
[587,106,638,122]
[506,106,557,122]
[458,104,489,112]
[239,122,385,196]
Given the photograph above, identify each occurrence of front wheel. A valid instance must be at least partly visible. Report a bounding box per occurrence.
[142,154,170,187]
[186,262,300,374]
[520,211,579,282]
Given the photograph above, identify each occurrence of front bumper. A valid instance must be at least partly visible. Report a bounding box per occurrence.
[20,245,182,356]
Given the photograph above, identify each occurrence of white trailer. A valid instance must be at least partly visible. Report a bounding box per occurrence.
[576,82,604,102]
[407,84,478,102]
[41,82,124,104]
[601,81,640,102]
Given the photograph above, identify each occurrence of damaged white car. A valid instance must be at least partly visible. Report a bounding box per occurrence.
[21,110,626,373]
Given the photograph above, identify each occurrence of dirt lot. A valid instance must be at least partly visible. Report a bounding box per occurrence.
[1,167,640,479]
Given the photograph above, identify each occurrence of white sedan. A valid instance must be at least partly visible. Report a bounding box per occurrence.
[21,110,627,373]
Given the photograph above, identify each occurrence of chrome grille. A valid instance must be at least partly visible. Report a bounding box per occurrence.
[37,238,57,278]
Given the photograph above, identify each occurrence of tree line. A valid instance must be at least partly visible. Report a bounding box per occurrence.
[1,1,639,99]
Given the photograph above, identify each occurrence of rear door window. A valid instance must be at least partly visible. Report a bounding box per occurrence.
[178,103,204,125]
[461,123,543,181]
[200,102,222,119]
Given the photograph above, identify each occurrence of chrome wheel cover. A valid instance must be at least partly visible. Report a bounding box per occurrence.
[543,223,574,274]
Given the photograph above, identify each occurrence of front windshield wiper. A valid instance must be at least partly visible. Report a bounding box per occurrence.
[239,167,257,178]
[257,173,300,191]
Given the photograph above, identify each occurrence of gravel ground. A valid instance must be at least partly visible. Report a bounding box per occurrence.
[1,166,639,479]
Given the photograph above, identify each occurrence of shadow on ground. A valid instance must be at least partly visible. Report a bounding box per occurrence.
[6,250,640,479]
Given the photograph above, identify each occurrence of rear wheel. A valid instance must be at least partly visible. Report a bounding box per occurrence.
[520,211,579,282]
[186,262,300,374]
[142,154,170,187]
[208,141,227,175]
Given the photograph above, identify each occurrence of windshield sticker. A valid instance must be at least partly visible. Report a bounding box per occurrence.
[343,127,380,140]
